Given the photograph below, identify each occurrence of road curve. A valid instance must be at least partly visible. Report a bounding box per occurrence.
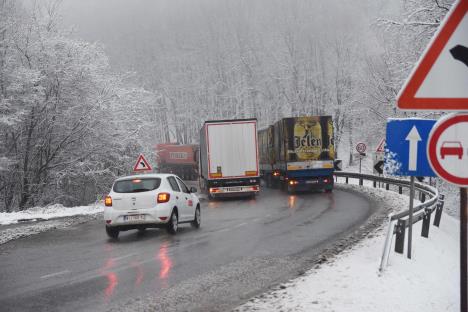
[0,187,374,312]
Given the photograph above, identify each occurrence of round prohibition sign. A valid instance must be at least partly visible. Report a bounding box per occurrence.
[427,113,468,186]
[356,142,366,154]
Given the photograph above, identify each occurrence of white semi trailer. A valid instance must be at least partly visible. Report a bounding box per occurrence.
[199,119,260,199]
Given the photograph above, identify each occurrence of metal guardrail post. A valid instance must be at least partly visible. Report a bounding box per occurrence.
[346,177,348,184]
[394,219,406,254]
[373,180,376,188]
[386,183,389,190]
[421,209,431,238]
[359,178,363,186]
[433,196,445,227]
[399,186,402,194]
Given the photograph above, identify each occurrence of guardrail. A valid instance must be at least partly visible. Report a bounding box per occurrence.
[333,171,444,272]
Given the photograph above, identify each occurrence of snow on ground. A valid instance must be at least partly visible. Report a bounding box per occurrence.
[236,185,458,312]
[0,203,103,225]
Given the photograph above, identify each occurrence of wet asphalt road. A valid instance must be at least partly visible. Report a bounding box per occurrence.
[0,187,374,312]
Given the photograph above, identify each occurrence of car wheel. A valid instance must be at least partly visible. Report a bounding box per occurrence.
[191,206,201,229]
[106,226,119,239]
[166,210,178,234]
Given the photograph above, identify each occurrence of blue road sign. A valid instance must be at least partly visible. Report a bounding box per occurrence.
[385,118,436,177]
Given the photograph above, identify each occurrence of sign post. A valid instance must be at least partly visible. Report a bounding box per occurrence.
[356,143,366,174]
[461,187,467,312]
[408,176,415,259]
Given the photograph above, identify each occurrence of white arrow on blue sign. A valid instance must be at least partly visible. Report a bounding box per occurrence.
[385,118,436,177]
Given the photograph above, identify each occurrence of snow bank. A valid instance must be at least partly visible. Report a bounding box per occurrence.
[0,203,103,225]
[237,212,458,312]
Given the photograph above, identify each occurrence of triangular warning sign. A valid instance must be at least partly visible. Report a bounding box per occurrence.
[397,0,468,110]
[376,138,386,153]
[133,154,152,171]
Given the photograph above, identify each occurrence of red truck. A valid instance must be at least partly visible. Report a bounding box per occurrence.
[156,143,199,180]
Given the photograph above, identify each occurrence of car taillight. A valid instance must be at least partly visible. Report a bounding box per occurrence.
[157,193,170,203]
[209,188,221,193]
[289,180,299,185]
[273,171,280,176]
[105,196,112,207]
[251,185,259,191]
[324,178,329,183]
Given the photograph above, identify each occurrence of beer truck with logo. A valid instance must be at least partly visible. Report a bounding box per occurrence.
[258,116,335,193]
[199,119,260,199]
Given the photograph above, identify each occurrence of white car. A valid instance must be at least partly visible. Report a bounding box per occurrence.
[104,174,201,238]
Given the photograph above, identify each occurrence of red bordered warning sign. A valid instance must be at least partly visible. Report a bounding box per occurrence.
[133,154,152,172]
[375,138,386,153]
[397,0,468,110]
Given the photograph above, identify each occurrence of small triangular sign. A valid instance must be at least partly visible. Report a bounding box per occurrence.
[397,0,468,110]
[376,138,386,153]
[133,154,152,171]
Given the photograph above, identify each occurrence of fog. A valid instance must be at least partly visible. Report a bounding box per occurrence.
[59,0,389,72]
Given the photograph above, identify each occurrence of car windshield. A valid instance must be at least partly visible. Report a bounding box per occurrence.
[113,178,161,193]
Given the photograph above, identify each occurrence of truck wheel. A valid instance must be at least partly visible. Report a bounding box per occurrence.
[106,226,119,239]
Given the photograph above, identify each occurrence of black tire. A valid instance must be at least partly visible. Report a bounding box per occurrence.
[106,226,119,239]
[191,206,201,228]
[166,210,178,234]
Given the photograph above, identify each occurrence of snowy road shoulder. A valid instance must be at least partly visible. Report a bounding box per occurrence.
[0,203,103,225]
[235,186,458,312]
[0,204,103,245]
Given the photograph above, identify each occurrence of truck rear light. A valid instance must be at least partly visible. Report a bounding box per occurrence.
[209,188,221,193]
[105,196,112,207]
[106,220,112,224]
[157,193,170,203]
[159,217,168,221]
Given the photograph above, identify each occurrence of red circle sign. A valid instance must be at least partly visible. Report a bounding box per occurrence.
[427,114,468,186]
[356,142,366,154]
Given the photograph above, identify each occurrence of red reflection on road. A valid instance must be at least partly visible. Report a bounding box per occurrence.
[100,257,118,301]
[105,272,118,299]
[157,242,172,280]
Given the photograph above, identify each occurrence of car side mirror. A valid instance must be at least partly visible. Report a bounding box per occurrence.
[190,187,197,193]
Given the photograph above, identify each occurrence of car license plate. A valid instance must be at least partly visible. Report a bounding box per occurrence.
[124,215,145,221]
[306,180,318,184]
[226,187,241,192]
